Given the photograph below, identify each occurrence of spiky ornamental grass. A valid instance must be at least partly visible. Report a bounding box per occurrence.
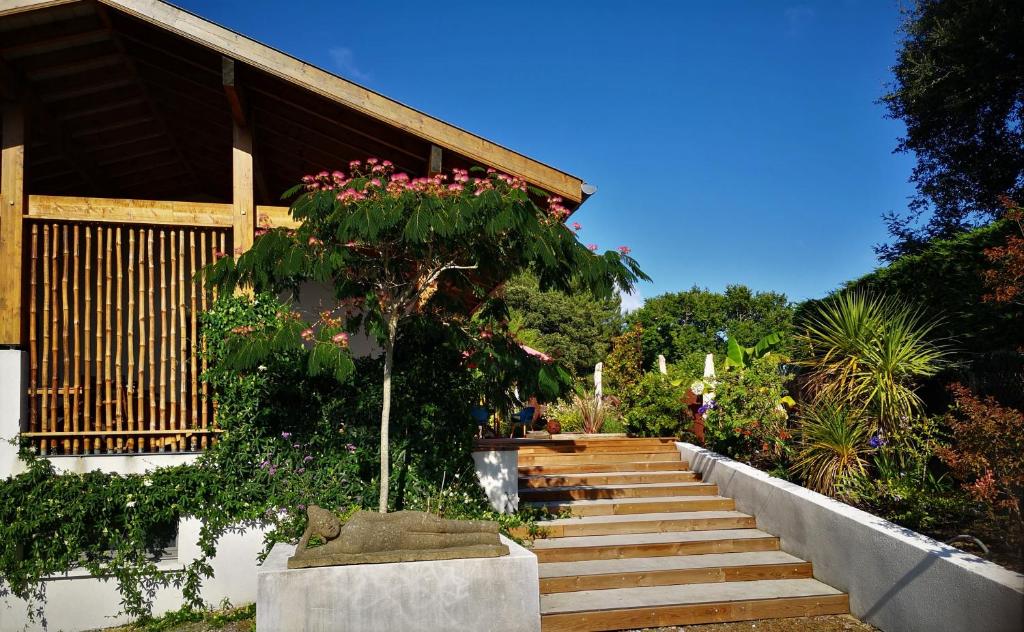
[796,291,950,431]
[204,161,647,511]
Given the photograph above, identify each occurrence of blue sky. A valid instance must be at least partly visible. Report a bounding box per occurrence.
[179,0,913,307]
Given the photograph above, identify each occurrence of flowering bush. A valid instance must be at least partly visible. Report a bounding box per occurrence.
[702,355,795,472]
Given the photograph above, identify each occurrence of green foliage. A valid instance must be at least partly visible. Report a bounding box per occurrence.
[724,331,786,371]
[702,356,795,470]
[796,291,950,430]
[603,325,644,395]
[791,398,872,495]
[627,285,793,370]
[0,295,548,622]
[838,416,972,533]
[621,373,689,438]
[850,219,1023,360]
[879,0,1024,260]
[206,164,647,511]
[504,272,623,377]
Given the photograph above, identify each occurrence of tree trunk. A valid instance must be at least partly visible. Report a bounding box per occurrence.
[378,313,399,512]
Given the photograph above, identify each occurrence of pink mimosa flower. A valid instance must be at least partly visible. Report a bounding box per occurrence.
[587,244,598,251]
[572,222,582,231]
[617,246,631,255]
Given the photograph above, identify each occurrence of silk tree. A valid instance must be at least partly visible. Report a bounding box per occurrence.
[207,160,647,511]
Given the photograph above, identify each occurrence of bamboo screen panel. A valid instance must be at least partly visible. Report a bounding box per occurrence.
[25,222,230,455]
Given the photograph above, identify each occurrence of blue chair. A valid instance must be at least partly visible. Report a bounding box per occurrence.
[509,406,535,438]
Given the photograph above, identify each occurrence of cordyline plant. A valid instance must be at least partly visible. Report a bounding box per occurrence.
[206,160,647,511]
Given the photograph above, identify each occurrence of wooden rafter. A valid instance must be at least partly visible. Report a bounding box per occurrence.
[0,56,102,192]
[94,3,201,196]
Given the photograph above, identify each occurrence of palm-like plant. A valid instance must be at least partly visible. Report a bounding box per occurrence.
[791,397,871,495]
[573,390,612,434]
[797,291,949,430]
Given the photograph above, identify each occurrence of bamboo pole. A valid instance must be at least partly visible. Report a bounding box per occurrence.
[147,229,156,450]
[60,225,71,454]
[40,225,50,455]
[169,230,179,451]
[84,227,92,449]
[72,225,81,454]
[94,226,104,453]
[113,227,124,452]
[189,229,198,451]
[136,230,147,451]
[126,228,136,451]
[28,225,38,440]
[158,231,168,450]
[49,225,59,450]
[199,231,209,449]
[104,227,114,453]
[177,230,187,450]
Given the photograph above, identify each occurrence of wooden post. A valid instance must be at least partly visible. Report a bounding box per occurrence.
[232,122,254,258]
[427,144,443,177]
[0,102,26,345]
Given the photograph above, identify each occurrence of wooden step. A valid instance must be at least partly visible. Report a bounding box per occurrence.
[520,471,700,488]
[517,443,679,456]
[539,578,849,631]
[529,529,779,563]
[525,495,736,517]
[518,452,682,466]
[520,482,718,502]
[515,510,756,538]
[519,461,690,476]
[539,551,813,593]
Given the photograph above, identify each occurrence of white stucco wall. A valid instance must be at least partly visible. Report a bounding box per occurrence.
[473,449,519,513]
[676,442,1024,632]
[257,536,540,632]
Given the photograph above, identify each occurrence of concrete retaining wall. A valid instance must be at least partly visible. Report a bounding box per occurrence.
[676,442,1024,632]
[256,536,540,632]
[472,449,519,513]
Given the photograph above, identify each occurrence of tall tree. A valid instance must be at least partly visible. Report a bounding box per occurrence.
[627,285,793,372]
[504,271,623,377]
[208,162,647,511]
[878,0,1024,261]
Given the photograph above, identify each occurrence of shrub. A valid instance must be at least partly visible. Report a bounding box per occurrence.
[938,384,1024,535]
[604,325,644,395]
[621,373,689,438]
[702,355,795,471]
[791,398,871,495]
[837,415,972,533]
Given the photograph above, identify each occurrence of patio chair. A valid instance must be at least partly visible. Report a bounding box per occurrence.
[509,407,535,438]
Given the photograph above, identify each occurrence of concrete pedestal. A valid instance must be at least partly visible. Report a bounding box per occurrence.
[256,535,540,632]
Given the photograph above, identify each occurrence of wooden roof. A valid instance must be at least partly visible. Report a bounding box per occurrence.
[0,0,588,206]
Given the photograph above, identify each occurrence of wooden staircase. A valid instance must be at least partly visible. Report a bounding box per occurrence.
[511,438,849,632]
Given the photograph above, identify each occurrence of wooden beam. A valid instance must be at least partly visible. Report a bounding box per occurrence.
[221,57,247,127]
[98,0,586,202]
[428,144,443,176]
[0,103,27,345]
[26,195,233,227]
[0,0,80,18]
[256,204,296,230]
[232,122,254,256]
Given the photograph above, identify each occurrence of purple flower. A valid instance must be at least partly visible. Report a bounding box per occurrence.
[297,504,306,511]
[345,443,357,453]
[869,433,886,448]
[295,467,305,474]
[697,401,716,415]
[303,455,314,462]
[281,432,292,440]
[293,443,301,449]
[268,466,278,476]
